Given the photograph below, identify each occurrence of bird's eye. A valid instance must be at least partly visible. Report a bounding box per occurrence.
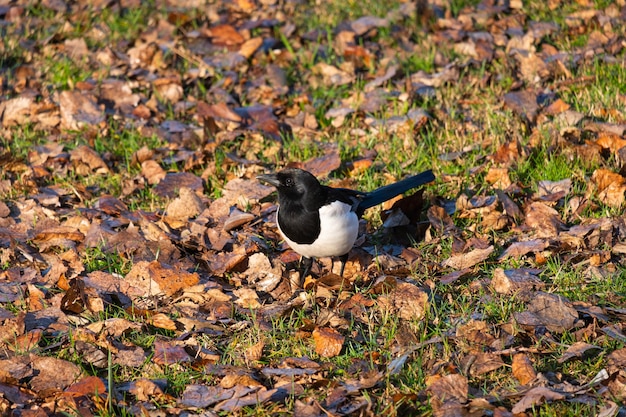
[285,178,294,187]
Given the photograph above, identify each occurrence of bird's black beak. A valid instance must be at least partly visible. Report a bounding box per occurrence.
[257,173,280,188]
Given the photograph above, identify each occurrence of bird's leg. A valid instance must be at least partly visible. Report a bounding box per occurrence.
[300,256,314,280]
[338,253,349,277]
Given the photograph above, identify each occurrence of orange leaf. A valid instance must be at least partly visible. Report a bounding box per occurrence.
[512,353,537,385]
[312,327,344,358]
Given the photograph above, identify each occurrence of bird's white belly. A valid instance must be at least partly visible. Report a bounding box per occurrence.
[278,201,359,258]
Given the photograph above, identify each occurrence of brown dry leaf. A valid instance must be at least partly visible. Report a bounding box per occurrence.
[64,375,107,398]
[527,292,580,333]
[591,169,626,207]
[13,329,43,352]
[214,387,286,413]
[153,77,183,104]
[180,385,236,408]
[491,268,545,294]
[1,96,35,127]
[149,313,177,331]
[165,187,204,222]
[29,355,83,395]
[70,145,110,175]
[442,246,494,270]
[154,172,204,198]
[245,253,283,293]
[511,387,565,413]
[499,239,549,260]
[153,340,191,365]
[125,261,200,298]
[233,288,261,309]
[313,62,355,87]
[244,340,265,363]
[512,353,537,385]
[389,282,429,321]
[223,208,256,232]
[312,327,344,358]
[607,348,626,374]
[57,90,103,131]
[543,98,570,115]
[485,167,512,189]
[557,342,601,363]
[455,320,494,346]
[239,37,263,59]
[26,284,45,311]
[301,148,341,178]
[129,378,165,402]
[426,373,468,405]
[468,353,505,376]
[595,132,626,154]
[427,205,458,234]
[207,24,244,46]
[536,179,572,199]
[503,90,539,124]
[525,202,565,237]
[141,160,166,185]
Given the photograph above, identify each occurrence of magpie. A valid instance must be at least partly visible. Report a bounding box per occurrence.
[258,168,435,278]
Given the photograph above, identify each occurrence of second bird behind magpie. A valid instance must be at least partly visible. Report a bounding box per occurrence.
[258,168,435,278]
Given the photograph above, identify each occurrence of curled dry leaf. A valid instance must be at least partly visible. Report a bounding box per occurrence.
[491,268,545,294]
[389,282,429,321]
[129,378,165,402]
[233,288,261,309]
[153,340,191,365]
[58,90,105,130]
[149,313,177,331]
[442,246,494,270]
[511,387,565,414]
[527,292,580,333]
[524,202,565,237]
[485,167,512,189]
[244,340,265,363]
[141,160,166,185]
[65,375,107,398]
[512,353,537,385]
[312,327,344,358]
[591,169,626,207]
[426,373,468,405]
[499,239,549,260]
[467,352,505,376]
[557,342,602,363]
[165,187,204,222]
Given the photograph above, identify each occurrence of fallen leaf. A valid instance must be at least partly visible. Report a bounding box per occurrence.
[153,340,191,365]
[511,387,565,413]
[442,246,494,270]
[312,327,344,358]
[525,202,565,237]
[557,342,602,363]
[491,268,545,294]
[527,292,580,333]
[591,169,626,207]
[512,353,537,385]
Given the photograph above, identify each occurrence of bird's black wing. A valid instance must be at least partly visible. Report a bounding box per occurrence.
[325,186,364,212]
[357,170,435,214]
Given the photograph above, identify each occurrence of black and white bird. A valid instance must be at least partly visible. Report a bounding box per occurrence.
[258,168,435,278]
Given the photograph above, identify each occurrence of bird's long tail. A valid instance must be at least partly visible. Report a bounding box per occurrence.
[358,170,435,211]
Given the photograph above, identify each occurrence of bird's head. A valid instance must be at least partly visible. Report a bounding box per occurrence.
[257,168,323,207]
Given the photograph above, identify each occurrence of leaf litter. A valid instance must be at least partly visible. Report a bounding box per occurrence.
[0,0,625,415]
